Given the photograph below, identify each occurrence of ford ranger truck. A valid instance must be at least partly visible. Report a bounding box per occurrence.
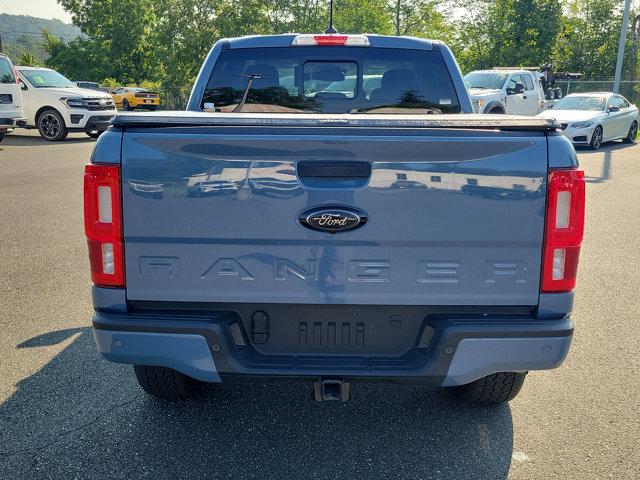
[85,34,584,403]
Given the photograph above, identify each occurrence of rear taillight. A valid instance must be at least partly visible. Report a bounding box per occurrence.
[84,164,125,287]
[291,34,370,46]
[541,168,585,292]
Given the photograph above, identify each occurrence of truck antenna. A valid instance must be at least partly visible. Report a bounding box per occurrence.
[325,0,338,34]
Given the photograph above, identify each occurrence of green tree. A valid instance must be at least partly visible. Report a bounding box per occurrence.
[43,31,106,81]
[391,0,450,41]
[333,0,394,34]
[45,0,640,107]
[57,0,156,83]
[553,0,627,78]
[18,50,39,66]
[150,0,221,108]
[452,0,563,72]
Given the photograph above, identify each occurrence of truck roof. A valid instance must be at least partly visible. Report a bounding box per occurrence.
[223,33,439,51]
[15,65,50,70]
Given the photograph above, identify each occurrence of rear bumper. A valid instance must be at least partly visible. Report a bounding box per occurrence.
[92,309,573,386]
[131,98,160,107]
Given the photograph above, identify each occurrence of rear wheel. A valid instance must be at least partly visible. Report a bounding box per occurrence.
[488,107,504,114]
[453,372,527,403]
[623,121,637,144]
[590,125,603,150]
[0,132,4,143]
[86,130,103,139]
[122,98,132,111]
[134,365,205,400]
[37,109,68,141]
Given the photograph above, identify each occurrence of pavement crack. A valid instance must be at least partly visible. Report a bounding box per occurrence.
[0,394,144,458]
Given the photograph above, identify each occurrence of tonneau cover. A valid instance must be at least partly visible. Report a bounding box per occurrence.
[112,111,560,131]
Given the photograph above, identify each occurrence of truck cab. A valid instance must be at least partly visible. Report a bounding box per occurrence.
[465,68,546,115]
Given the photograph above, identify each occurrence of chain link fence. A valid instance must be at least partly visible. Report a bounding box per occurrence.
[554,80,640,105]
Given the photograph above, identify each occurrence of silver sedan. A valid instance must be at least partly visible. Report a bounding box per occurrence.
[537,92,639,149]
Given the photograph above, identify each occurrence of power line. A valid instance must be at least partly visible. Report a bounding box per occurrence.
[0,30,81,39]
[0,0,15,16]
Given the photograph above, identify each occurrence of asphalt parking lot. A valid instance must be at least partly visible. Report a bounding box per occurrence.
[0,130,639,479]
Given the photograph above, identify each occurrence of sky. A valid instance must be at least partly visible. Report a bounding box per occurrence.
[0,0,72,23]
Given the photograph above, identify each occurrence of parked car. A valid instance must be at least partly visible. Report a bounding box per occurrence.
[74,81,110,93]
[16,66,116,141]
[464,68,547,115]
[86,34,584,405]
[110,87,159,111]
[537,92,639,150]
[0,53,26,143]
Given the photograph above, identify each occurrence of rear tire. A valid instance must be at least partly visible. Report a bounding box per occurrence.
[454,372,527,403]
[122,99,132,111]
[623,121,637,144]
[488,107,505,114]
[0,132,4,143]
[133,365,204,400]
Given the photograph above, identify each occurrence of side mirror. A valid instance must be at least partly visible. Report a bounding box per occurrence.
[607,105,620,113]
[18,79,27,91]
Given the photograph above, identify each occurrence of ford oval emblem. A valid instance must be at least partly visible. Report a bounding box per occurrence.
[299,205,368,234]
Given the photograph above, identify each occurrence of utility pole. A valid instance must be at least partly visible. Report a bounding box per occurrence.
[630,15,640,84]
[613,0,632,93]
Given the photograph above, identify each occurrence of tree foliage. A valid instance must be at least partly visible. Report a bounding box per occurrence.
[552,0,627,78]
[17,50,39,66]
[452,0,563,71]
[32,0,640,107]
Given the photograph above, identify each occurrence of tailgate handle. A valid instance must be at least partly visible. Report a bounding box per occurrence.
[297,162,371,179]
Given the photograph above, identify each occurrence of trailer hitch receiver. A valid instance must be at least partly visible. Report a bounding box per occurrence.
[314,378,350,401]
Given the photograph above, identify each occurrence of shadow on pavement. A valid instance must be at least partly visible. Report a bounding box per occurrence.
[1,328,514,479]
[575,142,625,184]
[0,133,95,147]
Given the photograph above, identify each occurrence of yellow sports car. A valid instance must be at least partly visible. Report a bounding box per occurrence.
[111,87,160,111]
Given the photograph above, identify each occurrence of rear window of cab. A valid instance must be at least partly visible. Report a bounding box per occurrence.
[202,47,461,114]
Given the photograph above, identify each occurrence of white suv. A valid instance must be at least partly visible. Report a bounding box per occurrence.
[16,66,116,141]
[0,54,25,143]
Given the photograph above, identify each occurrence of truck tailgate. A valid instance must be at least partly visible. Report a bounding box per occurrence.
[119,116,549,306]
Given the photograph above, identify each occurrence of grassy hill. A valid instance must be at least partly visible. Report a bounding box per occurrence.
[0,13,82,63]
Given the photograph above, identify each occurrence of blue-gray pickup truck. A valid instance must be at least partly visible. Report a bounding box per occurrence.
[84,34,585,403]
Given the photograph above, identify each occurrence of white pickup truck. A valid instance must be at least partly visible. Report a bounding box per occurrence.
[0,54,25,142]
[464,68,548,116]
